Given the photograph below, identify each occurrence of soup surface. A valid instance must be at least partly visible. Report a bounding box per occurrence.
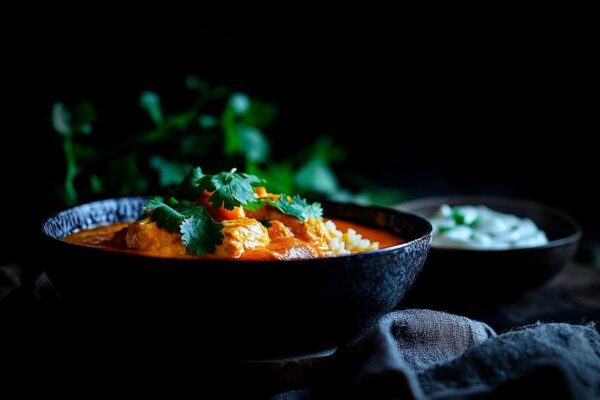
[64,219,404,260]
[62,167,405,260]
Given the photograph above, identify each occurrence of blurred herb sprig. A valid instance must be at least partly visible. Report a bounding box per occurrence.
[51,77,405,206]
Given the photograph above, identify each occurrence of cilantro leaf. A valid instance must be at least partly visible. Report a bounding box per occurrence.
[180,208,225,256]
[451,209,466,225]
[242,198,265,211]
[143,196,185,232]
[198,168,265,210]
[144,195,225,255]
[174,167,205,199]
[145,167,268,256]
[264,194,323,221]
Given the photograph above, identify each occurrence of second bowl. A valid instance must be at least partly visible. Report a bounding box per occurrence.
[396,196,581,307]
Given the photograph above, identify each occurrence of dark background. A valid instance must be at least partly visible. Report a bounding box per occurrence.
[0,4,596,265]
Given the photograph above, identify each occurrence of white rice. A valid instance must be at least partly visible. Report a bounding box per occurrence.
[324,220,379,255]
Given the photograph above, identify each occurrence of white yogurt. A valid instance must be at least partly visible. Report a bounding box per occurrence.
[430,204,548,249]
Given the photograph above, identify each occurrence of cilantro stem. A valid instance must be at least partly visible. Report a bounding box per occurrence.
[62,136,79,206]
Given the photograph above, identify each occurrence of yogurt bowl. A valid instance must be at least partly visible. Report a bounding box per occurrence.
[396,196,581,306]
[429,204,549,250]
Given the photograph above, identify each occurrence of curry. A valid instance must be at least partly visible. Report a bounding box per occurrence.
[63,168,404,260]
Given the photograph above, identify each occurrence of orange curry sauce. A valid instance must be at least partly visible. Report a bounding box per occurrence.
[63,219,404,260]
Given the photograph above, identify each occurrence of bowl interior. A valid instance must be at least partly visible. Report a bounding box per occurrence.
[42,197,432,254]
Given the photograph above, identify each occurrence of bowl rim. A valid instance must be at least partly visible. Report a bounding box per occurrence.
[40,197,433,265]
[395,195,582,253]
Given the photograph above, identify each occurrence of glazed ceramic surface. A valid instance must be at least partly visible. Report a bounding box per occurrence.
[40,197,432,359]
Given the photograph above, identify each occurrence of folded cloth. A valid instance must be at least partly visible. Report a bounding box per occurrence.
[274,309,600,400]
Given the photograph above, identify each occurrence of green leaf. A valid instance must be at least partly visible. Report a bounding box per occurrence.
[452,209,466,225]
[174,167,205,199]
[144,194,225,256]
[73,101,96,134]
[165,110,195,130]
[52,102,72,136]
[198,114,217,129]
[185,75,209,91]
[242,198,265,211]
[247,163,295,195]
[198,169,265,210]
[295,157,339,196]
[356,187,407,206]
[238,126,270,163]
[297,136,346,164]
[72,143,99,163]
[242,100,278,129]
[139,91,163,126]
[103,153,148,196]
[89,174,103,194]
[52,101,96,137]
[264,194,323,221]
[180,208,225,256]
[149,155,192,187]
[230,93,250,115]
[222,100,240,156]
[179,134,216,157]
[144,196,185,232]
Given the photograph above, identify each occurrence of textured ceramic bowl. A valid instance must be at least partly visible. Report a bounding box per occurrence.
[397,196,581,307]
[39,197,431,360]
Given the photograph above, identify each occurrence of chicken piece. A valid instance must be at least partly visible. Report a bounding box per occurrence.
[267,237,319,260]
[242,237,320,260]
[267,220,294,240]
[270,216,337,257]
[214,217,270,258]
[239,247,278,260]
[246,205,333,246]
[284,217,332,244]
[124,218,187,256]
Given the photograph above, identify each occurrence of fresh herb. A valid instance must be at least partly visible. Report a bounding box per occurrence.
[438,226,454,233]
[144,194,224,255]
[264,194,323,221]
[259,219,272,228]
[174,167,205,199]
[143,196,185,231]
[451,209,466,225]
[143,165,328,255]
[180,210,225,256]
[51,101,97,205]
[197,168,265,210]
[51,77,403,209]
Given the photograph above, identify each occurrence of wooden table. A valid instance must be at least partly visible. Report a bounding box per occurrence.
[1,253,599,397]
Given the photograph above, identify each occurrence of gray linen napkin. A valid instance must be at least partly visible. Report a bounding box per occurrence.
[274,309,600,399]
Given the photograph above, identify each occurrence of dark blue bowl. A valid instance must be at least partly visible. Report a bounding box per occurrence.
[40,197,431,360]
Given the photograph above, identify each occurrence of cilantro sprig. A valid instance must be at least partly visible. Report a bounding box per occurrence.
[143,166,323,256]
[179,212,226,256]
[144,195,224,255]
[198,168,265,210]
[263,194,323,221]
[143,196,187,231]
[176,168,265,210]
[173,166,205,199]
